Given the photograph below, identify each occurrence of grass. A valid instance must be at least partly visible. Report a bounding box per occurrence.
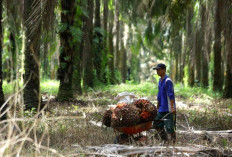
[174,84,222,99]
[40,79,59,95]
[3,79,59,95]
[95,81,158,97]
[3,79,222,100]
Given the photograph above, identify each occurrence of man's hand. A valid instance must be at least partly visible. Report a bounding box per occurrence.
[171,106,176,113]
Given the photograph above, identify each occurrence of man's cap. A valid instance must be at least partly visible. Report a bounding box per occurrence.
[153,63,166,70]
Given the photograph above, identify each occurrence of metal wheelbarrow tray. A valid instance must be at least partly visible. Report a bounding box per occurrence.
[114,121,152,135]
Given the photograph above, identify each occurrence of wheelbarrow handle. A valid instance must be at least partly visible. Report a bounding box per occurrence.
[152,112,172,128]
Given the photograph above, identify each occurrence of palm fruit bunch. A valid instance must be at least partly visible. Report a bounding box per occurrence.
[111,103,141,127]
[102,110,112,127]
[133,99,157,122]
[102,99,156,128]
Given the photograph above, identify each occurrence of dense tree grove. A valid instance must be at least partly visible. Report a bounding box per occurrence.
[1,0,232,110]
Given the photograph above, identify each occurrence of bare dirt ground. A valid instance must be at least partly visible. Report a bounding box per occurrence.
[40,93,232,156]
[1,92,231,156]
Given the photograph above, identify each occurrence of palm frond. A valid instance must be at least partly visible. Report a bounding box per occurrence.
[25,0,57,40]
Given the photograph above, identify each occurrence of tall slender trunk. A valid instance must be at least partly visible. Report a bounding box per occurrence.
[0,0,6,120]
[57,0,76,100]
[43,41,48,78]
[169,42,174,80]
[72,17,82,94]
[213,0,223,91]
[101,0,108,83]
[72,41,82,95]
[180,33,185,83]
[127,24,133,81]
[103,0,108,48]
[72,1,82,95]
[175,53,179,82]
[188,26,195,86]
[108,10,115,84]
[93,0,102,82]
[23,0,41,110]
[10,33,16,81]
[223,0,232,98]
[119,22,126,82]
[83,0,94,88]
[202,3,211,88]
[199,3,206,86]
[186,6,194,87]
[173,34,181,82]
[195,26,202,86]
[114,0,120,69]
[50,38,59,80]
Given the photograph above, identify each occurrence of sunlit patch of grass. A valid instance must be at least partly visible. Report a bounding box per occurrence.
[3,79,59,95]
[3,81,13,95]
[41,79,59,95]
[96,82,222,103]
[175,83,222,99]
[3,79,223,101]
[2,81,22,95]
[97,82,158,97]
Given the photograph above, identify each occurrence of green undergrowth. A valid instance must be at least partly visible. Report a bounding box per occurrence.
[94,81,158,97]
[3,79,59,95]
[174,84,222,99]
[179,108,232,130]
[40,79,59,95]
[3,80,222,100]
[96,82,222,100]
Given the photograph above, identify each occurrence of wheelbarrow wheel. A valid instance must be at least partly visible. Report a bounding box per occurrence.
[114,134,129,144]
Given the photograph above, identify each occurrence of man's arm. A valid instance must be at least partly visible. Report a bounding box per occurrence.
[157,101,160,111]
[170,99,175,113]
[166,80,175,113]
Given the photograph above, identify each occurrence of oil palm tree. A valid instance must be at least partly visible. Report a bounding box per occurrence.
[57,0,77,100]
[23,0,56,110]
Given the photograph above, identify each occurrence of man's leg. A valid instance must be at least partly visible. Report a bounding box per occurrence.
[164,113,176,143]
[153,112,168,141]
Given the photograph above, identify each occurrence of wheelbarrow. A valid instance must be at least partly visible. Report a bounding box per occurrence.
[113,112,175,144]
[113,121,153,144]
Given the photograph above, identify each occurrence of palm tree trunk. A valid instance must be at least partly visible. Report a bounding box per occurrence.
[72,41,82,95]
[93,0,102,82]
[23,0,41,110]
[223,0,232,98]
[108,10,115,84]
[186,6,194,87]
[198,3,206,86]
[57,0,77,100]
[188,21,195,87]
[119,22,127,82]
[72,1,82,95]
[10,33,16,81]
[202,3,211,88]
[213,0,223,91]
[180,32,185,83]
[101,0,108,83]
[114,0,120,70]
[0,0,6,120]
[83,0,94,88]
[195,27,202,86]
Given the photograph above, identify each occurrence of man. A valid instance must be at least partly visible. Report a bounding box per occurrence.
[153,63,176,143]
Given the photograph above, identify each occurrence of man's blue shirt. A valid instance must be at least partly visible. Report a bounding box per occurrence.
[157,75,175,112]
